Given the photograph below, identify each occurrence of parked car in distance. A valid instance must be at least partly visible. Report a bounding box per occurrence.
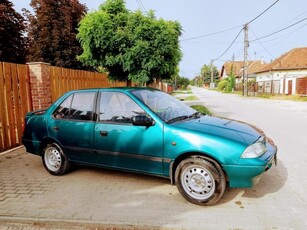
[22,87,277,205]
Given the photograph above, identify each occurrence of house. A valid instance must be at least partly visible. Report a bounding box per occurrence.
[220,61,244,84]
[255,47,307,95]
[220,60,266,84]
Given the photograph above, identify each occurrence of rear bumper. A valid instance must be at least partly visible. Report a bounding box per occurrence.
[22,138,41,156]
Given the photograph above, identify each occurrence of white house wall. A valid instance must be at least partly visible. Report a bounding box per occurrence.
[256,70,307,94]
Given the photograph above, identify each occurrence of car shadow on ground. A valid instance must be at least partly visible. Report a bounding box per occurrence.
[218,159,287,205]
[77,158,287,207]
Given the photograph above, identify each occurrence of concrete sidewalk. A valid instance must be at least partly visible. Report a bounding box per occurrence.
[0,146,306,229]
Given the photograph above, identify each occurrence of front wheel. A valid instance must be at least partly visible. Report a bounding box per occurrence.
[42,143,71,176]
[175,157,226,206]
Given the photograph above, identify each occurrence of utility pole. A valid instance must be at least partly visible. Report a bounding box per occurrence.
[210,59,214,89]
[243,23,249,96]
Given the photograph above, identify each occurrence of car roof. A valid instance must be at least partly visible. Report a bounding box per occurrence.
[69,87,159,93]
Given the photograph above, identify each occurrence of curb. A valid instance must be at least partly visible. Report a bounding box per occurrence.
[0,216,164,230]
[0,145,24,156]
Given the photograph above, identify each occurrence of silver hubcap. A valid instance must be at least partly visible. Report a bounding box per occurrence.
[181,165,215,200]
[45,146,62,172]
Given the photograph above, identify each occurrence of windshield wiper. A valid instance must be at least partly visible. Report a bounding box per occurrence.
[167,112,203,124]
[188,111,202,118]
[167,115,189,124]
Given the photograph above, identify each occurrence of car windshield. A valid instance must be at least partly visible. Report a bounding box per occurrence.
[132,89,200,123]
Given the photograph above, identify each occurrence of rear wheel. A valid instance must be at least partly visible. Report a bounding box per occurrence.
[175,157,226,206]
[42,143,71,175]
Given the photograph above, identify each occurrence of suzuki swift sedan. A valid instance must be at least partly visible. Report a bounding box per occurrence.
[22,88,277,205]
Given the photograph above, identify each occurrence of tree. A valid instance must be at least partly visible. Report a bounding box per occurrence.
[176,76,190,90]
[190,74,203,87]
[200,64,219,84]
[27,0,87,69]
[0,0,27,63]
[226,71,236,92]
[77,0,182,85]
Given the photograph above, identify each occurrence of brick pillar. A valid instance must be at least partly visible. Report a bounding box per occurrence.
[27,62,52,111]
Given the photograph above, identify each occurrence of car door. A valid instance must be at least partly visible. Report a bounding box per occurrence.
[94,91,164,175]
[47,91,97,164]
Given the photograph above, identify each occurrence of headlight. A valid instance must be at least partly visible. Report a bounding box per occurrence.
[241,142,267,158]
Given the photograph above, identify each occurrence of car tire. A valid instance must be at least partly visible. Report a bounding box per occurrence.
[42,143,71,176]
[175,157,226,206]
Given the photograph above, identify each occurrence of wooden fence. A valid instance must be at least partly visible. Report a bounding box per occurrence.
[0,62,32,151]
[0,62,170,152]
[50,66,127,102]
[49,66,168,102]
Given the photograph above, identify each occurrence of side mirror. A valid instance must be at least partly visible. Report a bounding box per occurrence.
[132,115,154,127]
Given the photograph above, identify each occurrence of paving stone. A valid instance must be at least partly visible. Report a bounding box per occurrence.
[1,134,307,229]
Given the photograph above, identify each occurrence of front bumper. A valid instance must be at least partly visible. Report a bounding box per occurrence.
[223,138,277,188]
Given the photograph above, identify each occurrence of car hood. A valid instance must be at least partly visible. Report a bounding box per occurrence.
[172,115,262,145]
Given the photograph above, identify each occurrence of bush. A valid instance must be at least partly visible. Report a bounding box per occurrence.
[217,76,235,92]
[218,80,228,91]
[190,105,212,116]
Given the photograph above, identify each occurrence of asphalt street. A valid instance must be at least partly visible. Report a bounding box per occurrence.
[0,87,306,229]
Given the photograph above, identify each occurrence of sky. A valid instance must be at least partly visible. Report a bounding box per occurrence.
[12,0,307,78]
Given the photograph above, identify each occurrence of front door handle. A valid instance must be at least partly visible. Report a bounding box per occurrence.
[53,126,59,131]
[100,131,108,136]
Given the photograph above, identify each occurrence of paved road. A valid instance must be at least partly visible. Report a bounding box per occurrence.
[1,88,307,229]
[191,87,307,225]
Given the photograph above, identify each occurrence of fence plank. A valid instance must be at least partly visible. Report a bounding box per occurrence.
[0,63,8,151]
[18,65,29,116]
[50,67,57,102]
[3,63,14,147]
[11,63,22,145]
[0,62,31,151]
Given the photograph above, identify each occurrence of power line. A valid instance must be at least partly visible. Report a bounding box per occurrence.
[250,17,307,42]
[250,27,275,59]
[248,0,280,24]
[180,25,242,42]
[136,0,146,12]
[213,28,244,61]
[257,23,307,54]
[203,1,280,62]
[272,10,307,31]
[255,23,307,43]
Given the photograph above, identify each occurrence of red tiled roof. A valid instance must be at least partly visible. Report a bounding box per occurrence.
[221,60,266,77]
[221,61,244,77]
[256,47,307,73]
[247,61,267,74]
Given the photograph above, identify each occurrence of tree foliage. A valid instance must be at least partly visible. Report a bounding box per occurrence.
[218,75,235,92]
[190,75,203,87]
[200,64,219,84]
[27,0,87,69]
[77,0,182,84]
[176,76,190,90]
[0,0,27,63]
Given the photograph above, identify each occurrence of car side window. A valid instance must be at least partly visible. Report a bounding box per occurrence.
[99,92,145,123]
[53,92,95,121]
[53,94,73,119]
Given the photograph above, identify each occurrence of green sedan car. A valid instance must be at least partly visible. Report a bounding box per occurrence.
[22,87,277,205]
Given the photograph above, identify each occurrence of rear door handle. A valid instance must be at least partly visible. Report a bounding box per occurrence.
[53,126,59,131]
[100,131,108,136]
